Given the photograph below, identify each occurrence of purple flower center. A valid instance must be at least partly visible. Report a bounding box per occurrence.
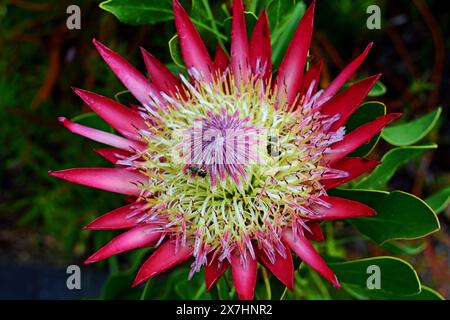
[179,108,264,188]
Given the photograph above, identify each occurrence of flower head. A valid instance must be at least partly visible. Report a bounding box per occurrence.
[50,0,401,299]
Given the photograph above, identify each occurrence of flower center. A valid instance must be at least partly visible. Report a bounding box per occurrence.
[134,71,346,271]
[178,108,265,189]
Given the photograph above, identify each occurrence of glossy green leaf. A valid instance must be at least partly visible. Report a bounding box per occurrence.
[355,144,437,189]
[211,275,232,300]
[413,286,445,300]
[99,0,173,25]
[168,35,185,69]
[343,80,386,97]
[100,0,227,40]
[382,240,426,256]
[343,285,443,300]
[173,270,209,300]
[190,0,227,41]
[191,0,213,27]
[329,189,440,244]
[425,186,450,215]
[329,256,421,296]
[270,2,306,67]
[346,101,386,157]
[266,0,296,32]
[367,80,386,97]
[114,90,139,106]
[381,107,442,146]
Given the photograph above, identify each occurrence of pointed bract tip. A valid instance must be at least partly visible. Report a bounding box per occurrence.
[258,8,269,27]
[172,0,182,10]
[48,170,62,178]
[365,42,374,52]
[83,218,99,229]
[92,38,101,47]
[92,38,110,55]
[139,46,148,55]
[57,116,67,123]
[287,275,295,291]
[83,257,95,265]
[72,87,93,102]
[71,86,84,95]
[140,47,156,63]
[332,275,341,289]
[369,73,382,81]
[131,275,148,288]
[305,0,316,15]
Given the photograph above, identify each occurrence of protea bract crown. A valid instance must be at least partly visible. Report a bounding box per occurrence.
[49,0,401,299]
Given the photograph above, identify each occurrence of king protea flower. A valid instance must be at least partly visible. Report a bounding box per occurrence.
[49,0,401,299]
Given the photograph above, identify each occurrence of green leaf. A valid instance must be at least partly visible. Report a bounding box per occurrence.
[70,112,98,123]
[270,2,306,67]
[425,186,450,215]
[101,270,141,299]
[99,0,173,25]
[367,80,386,97]
[114,90,139,106]
[329,189,440,244]
[100,0,227,40]
[346,101,386,157]
[343,285,444,300]
[382,240,426,256]
[355,144,437,189]
[191,0,227,44]
[244,0,265,15]
[266,0,295,32]
[168,35,185,69]
[211,275,232,300]
[344,80,386,97]
[329,256,421,296]
[381,107,442,146]
[191,0,209,25]
[413,286,445,300]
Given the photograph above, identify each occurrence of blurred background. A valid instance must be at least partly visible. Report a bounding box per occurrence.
[0,0,449,299]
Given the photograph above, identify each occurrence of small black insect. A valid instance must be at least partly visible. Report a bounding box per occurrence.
[197,169,207,177]
[187,165,207,178]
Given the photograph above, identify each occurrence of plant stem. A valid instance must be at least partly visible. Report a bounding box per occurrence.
[193,283,206,300]
[200,0,227,47]
[325,222,336,255]
[279,287,288,300]
[261,267,272,300]
[310,271,331,299]
[140,280,151,300]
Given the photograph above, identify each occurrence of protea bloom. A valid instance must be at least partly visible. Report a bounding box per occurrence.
[49,0,401,299]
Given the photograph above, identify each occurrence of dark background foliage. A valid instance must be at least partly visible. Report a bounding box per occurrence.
[0,0,448,299]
